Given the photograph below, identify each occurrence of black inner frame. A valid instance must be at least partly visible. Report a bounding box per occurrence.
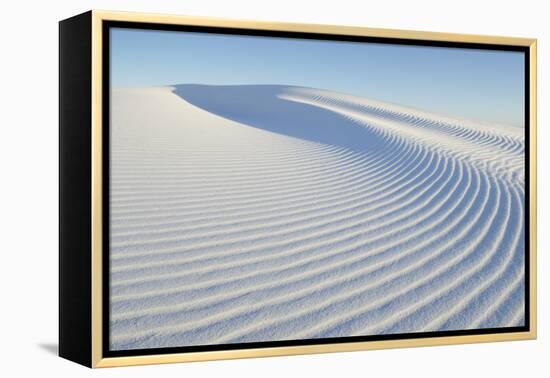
[102,20,531,358]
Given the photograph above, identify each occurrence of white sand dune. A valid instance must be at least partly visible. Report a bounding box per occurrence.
[109,84,525,350]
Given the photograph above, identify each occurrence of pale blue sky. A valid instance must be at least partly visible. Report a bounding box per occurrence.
[110,27,525,127]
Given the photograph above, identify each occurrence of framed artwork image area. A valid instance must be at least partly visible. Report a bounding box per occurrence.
[59,10,537,368]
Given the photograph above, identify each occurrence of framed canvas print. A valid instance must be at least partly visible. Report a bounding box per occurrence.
[59,10,537,368]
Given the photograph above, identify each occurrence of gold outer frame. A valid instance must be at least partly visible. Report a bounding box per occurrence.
[90,9,537,368]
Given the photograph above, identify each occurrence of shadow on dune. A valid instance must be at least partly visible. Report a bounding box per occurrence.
[172,84,385,153]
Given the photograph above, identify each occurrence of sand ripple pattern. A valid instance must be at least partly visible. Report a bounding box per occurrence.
[109,85,525,350]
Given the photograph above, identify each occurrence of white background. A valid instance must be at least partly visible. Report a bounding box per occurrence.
[1,0,547,376]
